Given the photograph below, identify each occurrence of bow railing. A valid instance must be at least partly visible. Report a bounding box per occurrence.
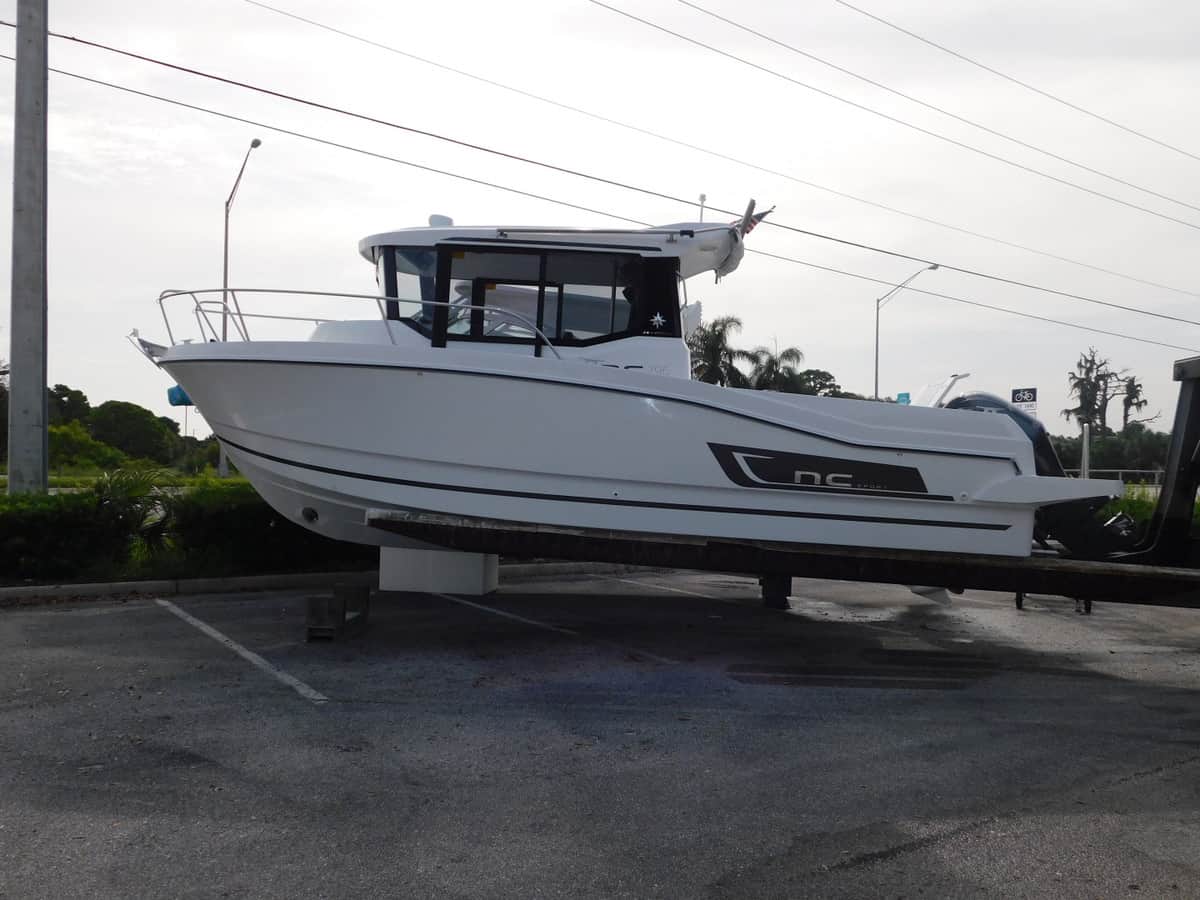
[153,288,561,359]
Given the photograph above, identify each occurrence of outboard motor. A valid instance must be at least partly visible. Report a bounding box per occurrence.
[943,392,1065,477]
[943,392,1136,557]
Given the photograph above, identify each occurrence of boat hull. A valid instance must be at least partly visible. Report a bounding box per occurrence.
[162,342,1117,558]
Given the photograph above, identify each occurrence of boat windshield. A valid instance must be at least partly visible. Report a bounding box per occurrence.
[392,247,438,322]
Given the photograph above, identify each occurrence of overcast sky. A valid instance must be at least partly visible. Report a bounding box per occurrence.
[2,0,1199,438]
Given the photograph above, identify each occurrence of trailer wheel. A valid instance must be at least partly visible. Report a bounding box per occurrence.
[1083,598,1093,615]
[1014,591,1024,610]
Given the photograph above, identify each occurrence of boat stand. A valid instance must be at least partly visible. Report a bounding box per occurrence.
[759,574,792,610]
[379,547,498,595]
[307,583,371,641]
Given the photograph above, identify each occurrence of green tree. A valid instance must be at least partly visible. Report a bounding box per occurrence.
[157,415,185,465]
[47,384,90,425]
[49,421,127,470]
[89,401,174,464]
[174,435,220,475]
[748,345,805,391]
[788,368,842,396]
[687,316,755,387]
[1050,423,1169,472]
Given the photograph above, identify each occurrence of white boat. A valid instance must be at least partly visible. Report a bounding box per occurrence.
[134,213,1119,559]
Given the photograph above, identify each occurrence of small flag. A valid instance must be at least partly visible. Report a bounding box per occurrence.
[732,205,775,235]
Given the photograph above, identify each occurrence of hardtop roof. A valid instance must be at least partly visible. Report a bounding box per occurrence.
[357,222,747,280]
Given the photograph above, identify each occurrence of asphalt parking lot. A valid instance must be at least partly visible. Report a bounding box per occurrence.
[3,569,1200,899]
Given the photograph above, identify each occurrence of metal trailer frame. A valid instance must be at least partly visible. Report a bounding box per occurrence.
[367,354,1200,611]
[366,509,1200,609]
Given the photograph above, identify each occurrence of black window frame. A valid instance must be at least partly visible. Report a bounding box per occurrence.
[379,242,681,349]
[380,248,399,320]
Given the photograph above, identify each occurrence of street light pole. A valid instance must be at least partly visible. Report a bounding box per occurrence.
[873,264,938,400]
[217,137,261,478]
[221,137,261,341]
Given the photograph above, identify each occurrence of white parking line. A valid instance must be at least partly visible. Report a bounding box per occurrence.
[434,593,678,665]
[604,576,719,599]
[155,599,329,704]
[434,593,580,636]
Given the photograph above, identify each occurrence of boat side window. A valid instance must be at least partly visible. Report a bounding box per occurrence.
[476,282,540,339]
[545,253,625,342]
[399,245,680,347]
[449,252,542,341]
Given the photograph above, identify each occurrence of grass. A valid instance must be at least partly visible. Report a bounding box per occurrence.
[1101,484,1200,524]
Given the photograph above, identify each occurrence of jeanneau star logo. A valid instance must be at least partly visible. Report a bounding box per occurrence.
[650,312,665,329]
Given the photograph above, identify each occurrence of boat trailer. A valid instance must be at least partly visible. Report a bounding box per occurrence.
[367,509,1200,611]
[369,355,1200,612]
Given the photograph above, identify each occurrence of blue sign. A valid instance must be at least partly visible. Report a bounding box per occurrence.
[896,392,911,405]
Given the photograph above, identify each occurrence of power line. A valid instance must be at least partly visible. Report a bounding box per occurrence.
[241,0,1200,301]
[3,53,1192,356]
[17,23,1200,331]
[760,219,1200,328]
[831,0,1200,166]
[677,0,1200,217]
[0,58,647,226]
[744,249,1199,353]
[584,0,1200,233]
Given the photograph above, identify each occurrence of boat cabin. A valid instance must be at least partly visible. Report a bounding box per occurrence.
[357,223,743,356]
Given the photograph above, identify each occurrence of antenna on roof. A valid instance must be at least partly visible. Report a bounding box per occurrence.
[428,214,453,227]
[698,193,706,223]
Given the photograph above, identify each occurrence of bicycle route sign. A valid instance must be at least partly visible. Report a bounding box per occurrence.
[1011,387,1037,415]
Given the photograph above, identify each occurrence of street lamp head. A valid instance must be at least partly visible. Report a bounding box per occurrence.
[250,138,262,149]
[928,263,939,271]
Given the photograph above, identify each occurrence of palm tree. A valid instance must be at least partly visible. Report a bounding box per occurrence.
[1122,376,1148,429]
[1062,347,1107,432]
[687,316,755,387]
[748,345,805,392]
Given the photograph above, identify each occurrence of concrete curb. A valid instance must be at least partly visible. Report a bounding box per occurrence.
[0,570,379,607]
[0,562,662,606]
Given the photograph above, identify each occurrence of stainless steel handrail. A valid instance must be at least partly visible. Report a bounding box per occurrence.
[156,288,562,359]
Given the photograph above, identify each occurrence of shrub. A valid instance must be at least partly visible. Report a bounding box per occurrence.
[0,472,375,583]
[94,467,174,557]
[0,492,132,580]
[169,480,374,575]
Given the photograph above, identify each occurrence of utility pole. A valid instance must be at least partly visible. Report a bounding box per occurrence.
[7,0,49,495]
